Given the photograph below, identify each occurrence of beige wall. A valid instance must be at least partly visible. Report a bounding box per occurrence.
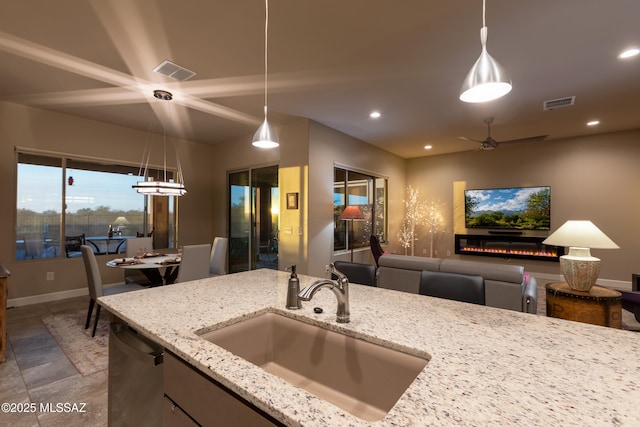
[5,98,636,301]
[211,119,406,278]
[308,121,406,277]
[203,119,308,274]
[405,129,640,285]
[0,101,217,300]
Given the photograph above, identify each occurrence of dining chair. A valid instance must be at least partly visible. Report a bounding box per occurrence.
[81,245,144,337]
[175,244,212,283]
[125,237,153,258]
[369,234,387,267]
[123,237,154,285]
[23,233,45,259]
[209,237,228,276]
[65,234,85,258]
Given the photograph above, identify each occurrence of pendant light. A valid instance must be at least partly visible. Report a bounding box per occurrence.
[252,0,279,148]
[132,90,187,196]
[459,0,512,103]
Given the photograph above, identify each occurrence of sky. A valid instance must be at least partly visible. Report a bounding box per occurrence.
[17,164,145,213]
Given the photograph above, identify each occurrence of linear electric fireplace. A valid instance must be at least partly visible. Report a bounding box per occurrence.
[455,234,564,262]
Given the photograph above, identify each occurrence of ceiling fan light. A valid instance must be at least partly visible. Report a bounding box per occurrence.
[252,117,279,148]
[460,26,512,103]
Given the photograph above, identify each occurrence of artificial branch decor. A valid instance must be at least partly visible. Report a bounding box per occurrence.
[398,185,423,256]
[398,223,414,256]
[398,185,445,257]
[424,200,446,257]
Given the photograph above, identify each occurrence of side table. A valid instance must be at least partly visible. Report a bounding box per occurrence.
[546,282,621,328]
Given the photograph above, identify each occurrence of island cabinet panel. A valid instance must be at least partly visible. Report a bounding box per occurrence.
[163,397,198,426]
[163,352,283,427]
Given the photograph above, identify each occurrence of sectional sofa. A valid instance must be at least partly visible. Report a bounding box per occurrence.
[377,254,537,314]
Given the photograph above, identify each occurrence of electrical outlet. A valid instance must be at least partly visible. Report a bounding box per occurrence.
[434,250,438,256]
[46,272,54,281]
[446,250,451,257]
[422,249,427,255]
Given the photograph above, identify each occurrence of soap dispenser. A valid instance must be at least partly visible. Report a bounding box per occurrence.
[286,265,302,310]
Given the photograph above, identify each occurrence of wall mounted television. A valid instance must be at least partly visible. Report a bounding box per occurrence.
[464,186,551,230]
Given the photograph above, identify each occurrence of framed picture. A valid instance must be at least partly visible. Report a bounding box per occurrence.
[287,192,299,210]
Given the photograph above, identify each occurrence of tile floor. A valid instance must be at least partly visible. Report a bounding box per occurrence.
[0,296,108,427]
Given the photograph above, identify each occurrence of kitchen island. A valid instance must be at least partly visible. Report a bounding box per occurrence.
[99,269,640,426]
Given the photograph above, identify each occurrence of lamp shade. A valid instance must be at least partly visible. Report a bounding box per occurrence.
[113,216,129,226]
[460,27,512,103]
[339,206,364,220]
[252,117,279,148]
[542,221,619,249]
[543,220,618,291]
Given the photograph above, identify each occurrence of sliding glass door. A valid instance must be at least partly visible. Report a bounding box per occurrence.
[228,165,278,273]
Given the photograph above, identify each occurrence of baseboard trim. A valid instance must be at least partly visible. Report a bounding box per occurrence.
[7,282,123,308]
[8,288,88,308]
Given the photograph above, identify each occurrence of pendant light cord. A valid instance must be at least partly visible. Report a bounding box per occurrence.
[263,0,269,118]
[482,0,486,28]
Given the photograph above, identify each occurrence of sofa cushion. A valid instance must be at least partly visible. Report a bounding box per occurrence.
[440,259,524,284]
[419,270,485,305]
[333,261,377,287]
[377,268,422,293]
[378,254,442,272]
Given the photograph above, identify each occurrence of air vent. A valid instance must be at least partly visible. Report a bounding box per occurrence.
[543,96,575,110]
[153,60,196,82]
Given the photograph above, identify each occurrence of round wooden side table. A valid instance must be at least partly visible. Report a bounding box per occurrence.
[545,282,622,328]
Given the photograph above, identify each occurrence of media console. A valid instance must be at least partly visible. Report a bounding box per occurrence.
[455,234,564,262]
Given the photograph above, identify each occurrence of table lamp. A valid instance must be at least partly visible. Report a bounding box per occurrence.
[339,206,364,262]
[542,220,619,291]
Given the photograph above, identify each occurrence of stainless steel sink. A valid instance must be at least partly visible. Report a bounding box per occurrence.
[199,312,429,421]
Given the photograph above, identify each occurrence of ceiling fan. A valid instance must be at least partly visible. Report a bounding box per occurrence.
[461,117,548,150]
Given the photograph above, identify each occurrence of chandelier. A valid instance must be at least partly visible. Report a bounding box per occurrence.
[132,90,187,196]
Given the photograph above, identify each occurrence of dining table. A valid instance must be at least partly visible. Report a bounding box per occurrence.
[106,253,181,286]
[87,235,136,255]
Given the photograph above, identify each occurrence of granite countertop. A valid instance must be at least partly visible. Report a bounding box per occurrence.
[99,269,640,426]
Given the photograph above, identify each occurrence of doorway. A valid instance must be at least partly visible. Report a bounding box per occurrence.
[228,165,279,273]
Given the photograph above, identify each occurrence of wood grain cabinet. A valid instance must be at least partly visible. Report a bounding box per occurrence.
[163,352,283,427]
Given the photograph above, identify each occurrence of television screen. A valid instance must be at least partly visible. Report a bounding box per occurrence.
[464,186,551,230]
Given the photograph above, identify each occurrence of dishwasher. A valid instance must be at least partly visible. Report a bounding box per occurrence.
[108,318,164,426]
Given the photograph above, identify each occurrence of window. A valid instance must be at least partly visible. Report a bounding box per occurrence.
[16,154,62,259]
[333,166,387,252]
[16,151,173,260]
[228,165,279,273]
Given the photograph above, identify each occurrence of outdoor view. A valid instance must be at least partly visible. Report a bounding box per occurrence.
[333,167,387,252]
[16,154,148,260]
[464,186,551,230]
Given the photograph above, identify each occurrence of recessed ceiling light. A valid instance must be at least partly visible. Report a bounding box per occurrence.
[369,111,381,119]
[424,145,433,150]
[587,120,600,126]
[618,48,639,59]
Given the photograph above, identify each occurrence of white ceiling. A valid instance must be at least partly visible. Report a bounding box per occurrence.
[0,0,639,159]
